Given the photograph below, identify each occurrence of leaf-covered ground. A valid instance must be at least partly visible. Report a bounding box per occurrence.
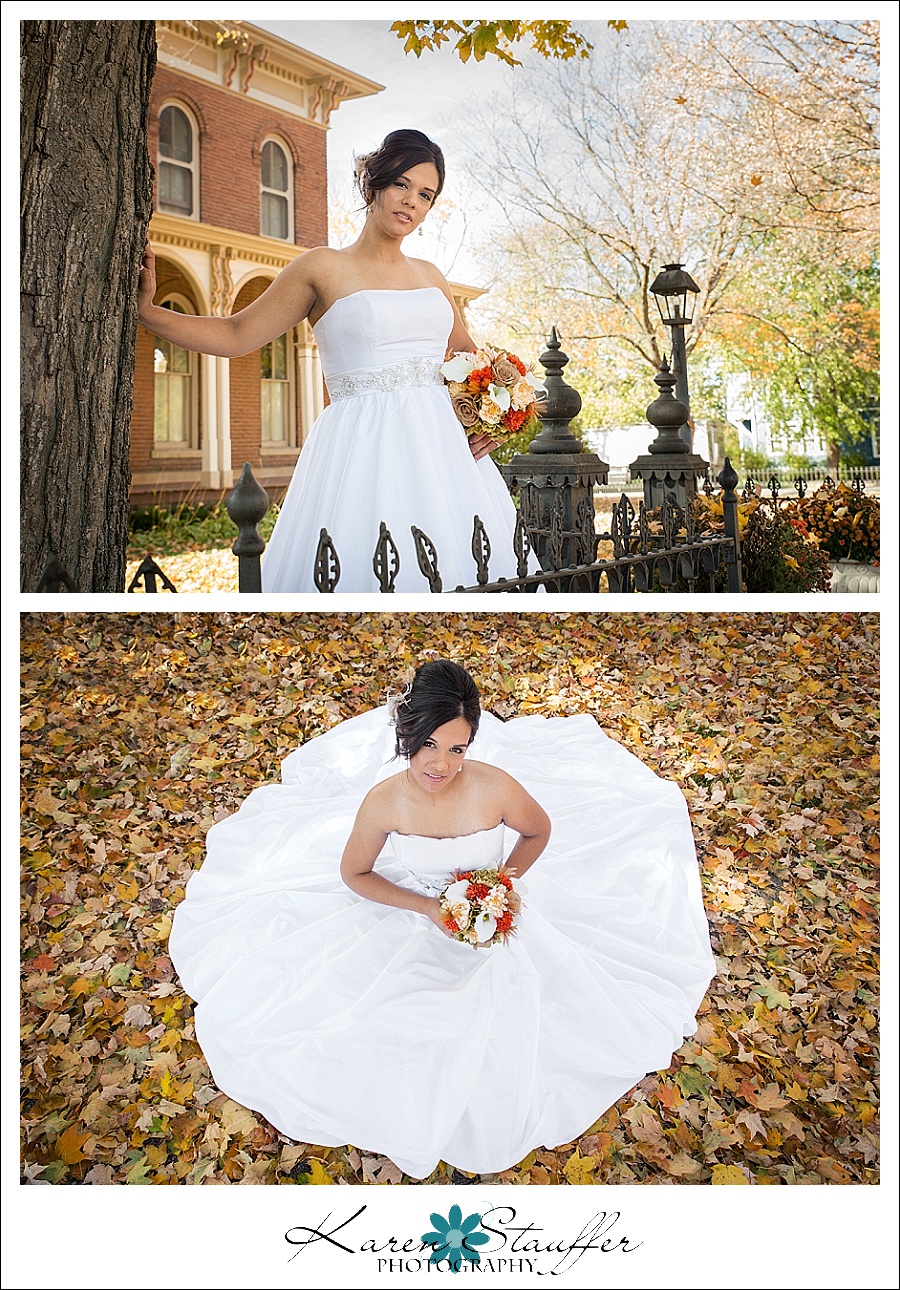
[20,611,879,1185]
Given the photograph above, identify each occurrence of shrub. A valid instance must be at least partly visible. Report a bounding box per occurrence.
[740,506,832,593]
[785,482,879,564]
[692,492,831,593]
[128,499,278,560]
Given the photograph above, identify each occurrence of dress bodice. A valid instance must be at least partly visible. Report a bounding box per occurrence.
[388,822,506,894]
[312,287,453,396]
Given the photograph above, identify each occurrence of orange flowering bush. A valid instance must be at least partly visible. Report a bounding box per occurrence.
[784,482,879,564]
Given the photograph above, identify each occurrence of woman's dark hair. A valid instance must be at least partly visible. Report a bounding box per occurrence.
[354,129,445,208]
[391,660,480,759]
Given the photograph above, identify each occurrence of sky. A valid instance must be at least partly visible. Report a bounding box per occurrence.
[254,18,526,285]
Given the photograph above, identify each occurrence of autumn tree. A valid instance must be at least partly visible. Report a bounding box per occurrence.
[466,25,763,407]
[465,21,879,457]
[391,20,593,65]
[21,21,156,593]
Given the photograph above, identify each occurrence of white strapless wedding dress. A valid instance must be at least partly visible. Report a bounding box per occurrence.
[169,706,716,1179]
[260,287,527,593]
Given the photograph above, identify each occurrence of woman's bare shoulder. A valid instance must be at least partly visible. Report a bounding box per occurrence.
[465,760,523,795]
[355,772,406,825]
[292,245,353,282]
[411,257,451,288]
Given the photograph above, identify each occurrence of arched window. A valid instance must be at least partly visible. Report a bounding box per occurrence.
[158,104,198,219]
[260,332,293,444]
[260,138,293,241]
[154,298,197,448]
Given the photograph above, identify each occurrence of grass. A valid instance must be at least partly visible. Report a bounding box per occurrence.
[128,500,279,561]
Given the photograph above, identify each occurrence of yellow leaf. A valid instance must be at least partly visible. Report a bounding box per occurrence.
[711,1164,750,1185]
[220,1099,259,1136]
[56,1124,89,1164]
[665,1153,702,1177]
[305,1158,334,1185]
[148,915,172,943]
[563,1151,598,1184]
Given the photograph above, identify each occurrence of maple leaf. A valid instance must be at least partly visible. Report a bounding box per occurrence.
[219,1099,260,1137]
[123,1003,152,1028]
[55,1125,89,1165]
[563,1151,599,1184]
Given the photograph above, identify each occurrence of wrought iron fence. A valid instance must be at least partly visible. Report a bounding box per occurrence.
[741,471,872,508]
[312,461,743,594]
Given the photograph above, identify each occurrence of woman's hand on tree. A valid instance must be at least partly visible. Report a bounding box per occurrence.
[137,244,157,319]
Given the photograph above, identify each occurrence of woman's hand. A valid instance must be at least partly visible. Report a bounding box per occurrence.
[423,897,457,938]
[468,431,499,461]
[137,244,157,320]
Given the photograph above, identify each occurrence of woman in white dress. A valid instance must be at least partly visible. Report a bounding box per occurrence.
[169,660,716,1179]
[138,129,527,592]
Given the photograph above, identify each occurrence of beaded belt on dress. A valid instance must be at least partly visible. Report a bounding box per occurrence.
[327,357,444,401]
[398,868,447,896]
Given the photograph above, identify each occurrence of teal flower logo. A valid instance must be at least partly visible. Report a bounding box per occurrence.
[422,1204,489,1272]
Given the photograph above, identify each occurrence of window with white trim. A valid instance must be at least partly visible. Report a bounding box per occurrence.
[158,104,198,218]
[153,298,197,447]
[261,332,293,444]
[260,138,292,241]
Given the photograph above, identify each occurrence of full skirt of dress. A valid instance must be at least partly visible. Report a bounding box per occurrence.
[259,287,531,594]
[169,707,716,1179]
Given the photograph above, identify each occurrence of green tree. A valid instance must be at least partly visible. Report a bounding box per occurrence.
[716,255,879,470]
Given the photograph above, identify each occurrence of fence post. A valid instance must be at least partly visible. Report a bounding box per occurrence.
[500,327,608,570]
[35,553,76,592]
[719,457,744,593]
[227,462,270,593]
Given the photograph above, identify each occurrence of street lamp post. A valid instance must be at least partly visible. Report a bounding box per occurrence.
[649,263,700,449]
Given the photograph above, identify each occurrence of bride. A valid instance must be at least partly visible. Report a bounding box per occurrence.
[168,659,716,1180]
[138,129,528,593]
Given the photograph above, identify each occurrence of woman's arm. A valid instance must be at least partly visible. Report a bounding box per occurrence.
[496,774,551,878]
[137,244,322,357]
[340,790,455,936]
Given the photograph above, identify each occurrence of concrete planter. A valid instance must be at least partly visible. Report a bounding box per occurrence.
[829,559,880,593]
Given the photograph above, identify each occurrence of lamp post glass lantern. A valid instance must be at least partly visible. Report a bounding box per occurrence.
[650,263,699,448]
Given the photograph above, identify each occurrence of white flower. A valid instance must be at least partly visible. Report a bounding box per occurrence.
[511,378,536,410]
[441,352,479,382]
[479,396,504,426]
[482,887,508,918]
[445,898,471,929]
[487,383,512,412]
[474,913,497,943]
[442,879,472,929]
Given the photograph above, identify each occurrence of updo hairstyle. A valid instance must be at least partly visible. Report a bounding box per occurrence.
[391,660,480,760]
[354,129,445,209]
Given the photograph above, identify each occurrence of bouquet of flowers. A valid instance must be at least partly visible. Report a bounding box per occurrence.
[441,347,541,446]
[439,866,521,947]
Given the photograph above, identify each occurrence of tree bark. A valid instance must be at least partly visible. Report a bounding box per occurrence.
[21,21,156,592]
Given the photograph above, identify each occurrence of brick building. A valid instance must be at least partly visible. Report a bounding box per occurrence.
[131,21,382,506]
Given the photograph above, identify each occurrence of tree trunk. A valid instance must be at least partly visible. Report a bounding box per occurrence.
[825,439,841,473]
[21,21,156,592]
